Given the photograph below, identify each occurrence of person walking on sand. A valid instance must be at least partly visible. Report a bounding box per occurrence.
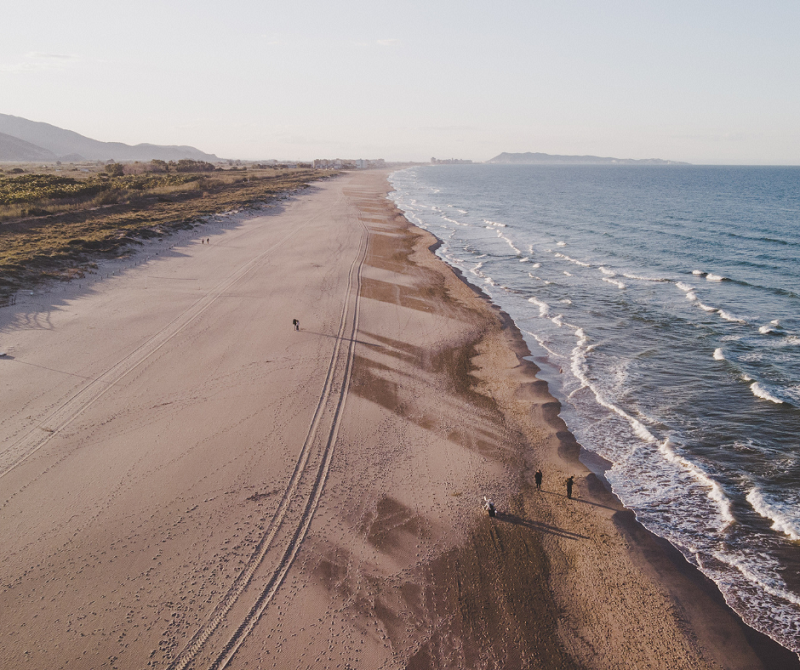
[566,476,574,499]
[292,318,300,331]
[535,469,543,491]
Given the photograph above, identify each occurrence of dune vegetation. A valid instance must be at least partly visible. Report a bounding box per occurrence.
[0,161,333,304]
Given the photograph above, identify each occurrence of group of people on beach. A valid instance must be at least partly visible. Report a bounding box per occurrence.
[485,471,576,517]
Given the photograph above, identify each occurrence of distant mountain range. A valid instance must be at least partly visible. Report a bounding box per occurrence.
[0,114,219,163]
[487,152,689,166]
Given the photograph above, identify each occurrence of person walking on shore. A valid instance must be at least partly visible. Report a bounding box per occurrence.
[535,470,543,491]
[566,476,574,499]
[292,318,300,331]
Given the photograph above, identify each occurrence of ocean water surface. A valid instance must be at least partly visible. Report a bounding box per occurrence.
[389,164,800,653]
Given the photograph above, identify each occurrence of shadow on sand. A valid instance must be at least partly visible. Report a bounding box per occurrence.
[538,488,619,511]
[494,511,589,541]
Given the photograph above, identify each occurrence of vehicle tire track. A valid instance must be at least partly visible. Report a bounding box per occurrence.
[0,207,331,482]
[167,214,368,670]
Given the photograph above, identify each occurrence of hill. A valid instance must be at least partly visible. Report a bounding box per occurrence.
[487,152,689,166]
[0,114,219,162]
[0,131,58,161]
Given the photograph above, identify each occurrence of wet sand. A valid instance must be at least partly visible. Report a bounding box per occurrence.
[0,170,796,669]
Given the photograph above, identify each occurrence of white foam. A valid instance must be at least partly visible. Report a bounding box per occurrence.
[719,310,746,324]
[564,271,573,277]
[569,329,658,444]
[602,277,626,289]
[711,548,800,609]
[706,273,727,282]
[519,257,529,262]
[560,298,572,304]
[468,263,485,280]
[746,488,800,541]
[567,327,735,527]
[750,382,786,405]
[531,262,541,268]
[554,252,591,267]
[686,291,698,302]
[599,266,616,276]
[440,214,466,227]
[557,241,567,246]
[713,348,725,361]
[658,440,735,526]
[759,320,781,335]
[483,219,506,227]
[692,270,706,276]
[524,330,560,358]
[622,273,670,282]
[698,302,717,312]
[676,282,694,293]
[528,296,550,317]
[497,231,521,254]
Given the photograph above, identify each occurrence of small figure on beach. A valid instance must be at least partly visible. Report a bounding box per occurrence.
[207,238,210,243]
[535,469,543,491]
[482,496,496,518]
[292,318,300,331]
[566,476,574,499]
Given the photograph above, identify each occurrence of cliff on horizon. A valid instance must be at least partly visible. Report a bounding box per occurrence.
[0,114,219,163]
[487,151,689,166]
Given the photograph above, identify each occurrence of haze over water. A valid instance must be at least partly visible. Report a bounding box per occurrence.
[390,164,800,653]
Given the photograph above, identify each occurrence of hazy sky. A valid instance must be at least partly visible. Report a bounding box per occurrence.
[3,0,799,163]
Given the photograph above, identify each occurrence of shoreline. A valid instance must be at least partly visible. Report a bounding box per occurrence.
[396,175,800,668]
[0,169,796,668]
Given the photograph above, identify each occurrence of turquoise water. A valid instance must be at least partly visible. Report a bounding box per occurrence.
[390,164,800,653]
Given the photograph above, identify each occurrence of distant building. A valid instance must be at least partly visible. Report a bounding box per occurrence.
[431,157,473,165]
[314,158,385,170]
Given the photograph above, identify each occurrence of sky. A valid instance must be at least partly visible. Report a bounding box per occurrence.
[2,0,799,164]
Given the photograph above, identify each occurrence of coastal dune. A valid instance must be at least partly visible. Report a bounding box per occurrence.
[0,171,795,669]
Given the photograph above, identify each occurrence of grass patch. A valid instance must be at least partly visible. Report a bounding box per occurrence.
[0,167,336,304]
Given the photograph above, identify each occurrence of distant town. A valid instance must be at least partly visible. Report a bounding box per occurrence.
[312,158,386,169]
[431,157,473,164]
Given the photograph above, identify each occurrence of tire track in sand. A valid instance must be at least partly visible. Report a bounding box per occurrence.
[166,214,368,670]
[0,202,333,483]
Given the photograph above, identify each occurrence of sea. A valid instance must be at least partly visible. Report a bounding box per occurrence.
[389,164,800,654]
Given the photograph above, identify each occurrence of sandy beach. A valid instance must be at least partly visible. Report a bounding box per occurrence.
[1,169,796,669]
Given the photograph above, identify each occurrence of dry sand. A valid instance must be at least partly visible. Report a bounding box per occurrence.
[1,170,796,670]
